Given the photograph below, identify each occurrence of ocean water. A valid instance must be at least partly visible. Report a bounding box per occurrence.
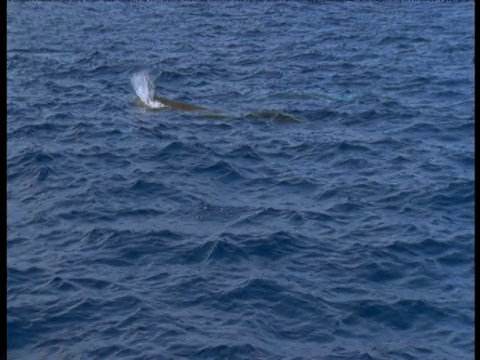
[7,2,474,359]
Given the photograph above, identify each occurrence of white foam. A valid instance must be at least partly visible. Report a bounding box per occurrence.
[130,71,166,109]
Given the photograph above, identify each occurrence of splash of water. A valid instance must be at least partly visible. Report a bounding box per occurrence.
[130,71,166,109]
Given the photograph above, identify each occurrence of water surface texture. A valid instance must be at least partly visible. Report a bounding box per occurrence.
[7,2,474,359]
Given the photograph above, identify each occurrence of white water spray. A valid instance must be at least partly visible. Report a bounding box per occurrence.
[130,71,166,109]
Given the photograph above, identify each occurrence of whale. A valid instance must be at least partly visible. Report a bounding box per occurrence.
[130,70,302,123]
[131,71,207,111]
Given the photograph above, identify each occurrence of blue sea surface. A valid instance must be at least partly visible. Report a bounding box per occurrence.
[7,2,474,359]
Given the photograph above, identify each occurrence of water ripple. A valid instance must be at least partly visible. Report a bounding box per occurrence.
[7,2,473,359]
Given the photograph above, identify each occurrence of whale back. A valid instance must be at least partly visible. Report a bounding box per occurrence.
[154,95,207,111]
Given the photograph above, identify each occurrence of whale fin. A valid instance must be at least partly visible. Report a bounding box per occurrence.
[130,71,166,109]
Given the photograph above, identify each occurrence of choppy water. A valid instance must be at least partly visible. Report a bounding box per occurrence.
[7,2,474,359]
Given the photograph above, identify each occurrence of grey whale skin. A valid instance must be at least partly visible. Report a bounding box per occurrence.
[151,95,207,111]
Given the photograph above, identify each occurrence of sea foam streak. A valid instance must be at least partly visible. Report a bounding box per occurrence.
[130,71,166,109]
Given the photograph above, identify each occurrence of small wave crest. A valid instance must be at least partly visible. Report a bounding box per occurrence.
[130,71,165,109]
